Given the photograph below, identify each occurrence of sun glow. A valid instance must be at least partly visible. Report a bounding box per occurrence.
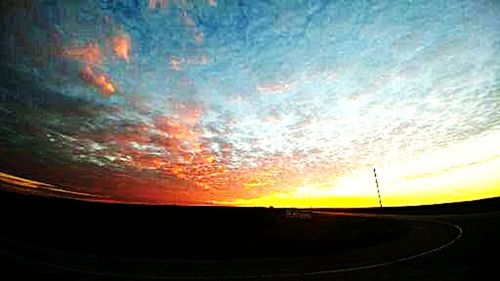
[221,131,500,207]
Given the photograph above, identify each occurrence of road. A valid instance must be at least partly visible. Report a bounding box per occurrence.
[1,211,498,280]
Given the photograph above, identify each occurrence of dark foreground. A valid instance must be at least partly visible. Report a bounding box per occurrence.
[0,190,499,280]
[0,189,408,259]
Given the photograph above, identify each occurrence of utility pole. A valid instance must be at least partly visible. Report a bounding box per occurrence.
[309,192,312,214]
[373,168,383,208]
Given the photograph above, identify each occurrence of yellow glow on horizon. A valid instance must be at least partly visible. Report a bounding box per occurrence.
[219,131,500,208]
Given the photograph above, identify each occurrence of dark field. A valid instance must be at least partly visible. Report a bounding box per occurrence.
[2,189,500,281]
[0,190,408,259]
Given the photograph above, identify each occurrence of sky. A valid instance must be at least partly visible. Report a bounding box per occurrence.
[0,0,499,207]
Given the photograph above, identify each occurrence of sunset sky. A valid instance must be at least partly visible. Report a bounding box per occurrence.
[0,0,499,207]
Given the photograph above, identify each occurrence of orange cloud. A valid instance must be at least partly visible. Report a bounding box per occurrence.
[110,33,131,63]
[62,42,102,65]
[146,111,239,190]
[173,102,203,125]
[80,65,116,96]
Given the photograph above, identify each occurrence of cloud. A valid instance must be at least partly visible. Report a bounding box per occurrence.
[110,33,131,63]
[79,65,116,96]
[61,43,102,65]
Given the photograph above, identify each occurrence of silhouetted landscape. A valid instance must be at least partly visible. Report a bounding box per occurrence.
[0,189,409,259]
[1,189,500,280]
